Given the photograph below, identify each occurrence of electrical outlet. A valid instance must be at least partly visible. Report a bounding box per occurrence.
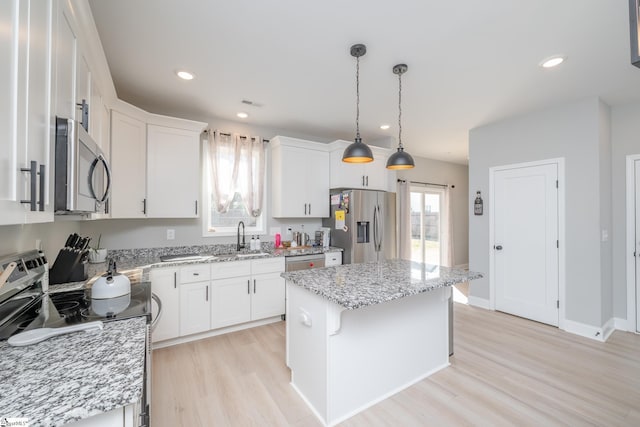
[166,229,175,240]
[269,227,281,236]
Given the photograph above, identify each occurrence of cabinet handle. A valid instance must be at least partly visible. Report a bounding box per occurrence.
[20,161,37,211]
[247,279,250,294]
[174,272,177,288]
[38,164,45,211]
[366,176,369,186]
[362,175,365,186]
[195,200,198,215]
[304,203,307,215]
[142,198,147,215]
[193,272,199,276]
[254,279,256,293]
[206,285,209,301]
[308,203,311,215]
[76,99,89,131]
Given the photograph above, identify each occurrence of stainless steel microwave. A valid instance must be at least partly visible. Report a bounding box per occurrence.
[54,118,111,214]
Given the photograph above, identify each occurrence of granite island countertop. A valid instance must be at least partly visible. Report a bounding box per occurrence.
[0,316,146,426]
[281,259,483,310]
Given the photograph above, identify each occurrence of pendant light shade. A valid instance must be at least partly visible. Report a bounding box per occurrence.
[343,44,373,163]
[386,64,415,170]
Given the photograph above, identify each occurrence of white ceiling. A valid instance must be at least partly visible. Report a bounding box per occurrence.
[88,0,640,165]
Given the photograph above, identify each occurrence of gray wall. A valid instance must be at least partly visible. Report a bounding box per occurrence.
[0,221,80,261]
[611,103,640,320]
[599,103,613,323]
[468,97,609,328]
[397,156,469,266]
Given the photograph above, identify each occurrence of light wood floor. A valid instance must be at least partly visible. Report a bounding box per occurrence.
[152,304,640,426]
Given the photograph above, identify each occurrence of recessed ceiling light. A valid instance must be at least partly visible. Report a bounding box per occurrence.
[237,112,249,119]
[380,124,390,130]
[540,55,566,69]
[176,70,195,80]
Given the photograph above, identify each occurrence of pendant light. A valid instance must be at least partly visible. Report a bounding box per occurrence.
[342,44,374,163]
[386,64,415,170]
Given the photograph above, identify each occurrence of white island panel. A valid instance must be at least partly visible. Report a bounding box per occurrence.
[287,282,450,426]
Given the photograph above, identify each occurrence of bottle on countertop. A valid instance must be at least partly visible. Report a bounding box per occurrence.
[250,236,256,250]
[255,235,261,251]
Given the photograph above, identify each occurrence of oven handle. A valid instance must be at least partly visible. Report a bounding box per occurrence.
[151,293,162,331]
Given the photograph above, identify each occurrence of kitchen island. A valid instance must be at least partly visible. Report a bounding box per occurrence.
[282,260,482,426]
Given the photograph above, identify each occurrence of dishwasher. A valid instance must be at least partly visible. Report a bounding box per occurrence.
[285,253,326,271]
[283,254,326,322]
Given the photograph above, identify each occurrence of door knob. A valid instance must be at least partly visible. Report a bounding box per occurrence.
[494,245,503,250]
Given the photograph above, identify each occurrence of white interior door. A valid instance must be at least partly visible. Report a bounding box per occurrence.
[494,163,559,326]
[635,160,640,333]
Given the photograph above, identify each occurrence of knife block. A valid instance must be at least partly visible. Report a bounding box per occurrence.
[49,249,86,285]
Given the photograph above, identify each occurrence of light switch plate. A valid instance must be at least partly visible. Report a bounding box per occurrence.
[166,229,175,240]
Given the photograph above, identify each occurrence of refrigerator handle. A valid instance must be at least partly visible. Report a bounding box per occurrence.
[377,205,383,251]
[373,205,380,252]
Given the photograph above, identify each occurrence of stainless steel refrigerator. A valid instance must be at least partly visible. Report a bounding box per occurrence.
[322,189,396,264]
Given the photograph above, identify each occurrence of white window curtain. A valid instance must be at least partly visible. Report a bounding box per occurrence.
[205,130,266,216]
[236,136,266,217]
[396,180,412,260]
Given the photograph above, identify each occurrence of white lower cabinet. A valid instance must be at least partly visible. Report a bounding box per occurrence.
[251,271,286,319]
[211,258,284,327]
[150,267,179,343]
[211,275,251,328]
[325,251,343,266]
[179,281,210,336]
[179,264,211,336]
[151,258,285,344]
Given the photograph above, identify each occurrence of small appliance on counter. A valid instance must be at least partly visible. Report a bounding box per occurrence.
[92,259,131,299]
[316,227,331,249]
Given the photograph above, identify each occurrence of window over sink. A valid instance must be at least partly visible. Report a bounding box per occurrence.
[202,130,267,236]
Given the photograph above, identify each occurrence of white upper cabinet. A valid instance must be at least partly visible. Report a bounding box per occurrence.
[328,140,396,192]
[0,0,54,225]
[110,102,206,219]
[53,3,77,121]
[75,53,91,127]
[271,136,330,218]
[110,108,147,218]
[146,125,200,218]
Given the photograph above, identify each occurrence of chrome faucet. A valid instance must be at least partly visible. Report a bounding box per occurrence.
[237,221,246,251]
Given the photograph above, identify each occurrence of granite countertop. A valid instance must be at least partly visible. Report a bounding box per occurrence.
[281,259,483,310]
[0,316,146,426]
[85,244,343,284]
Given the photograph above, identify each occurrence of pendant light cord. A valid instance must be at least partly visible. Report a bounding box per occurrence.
[356,55,361,139]
[398,71,403,149]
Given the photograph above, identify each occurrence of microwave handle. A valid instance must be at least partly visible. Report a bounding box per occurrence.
[88,154,112,203]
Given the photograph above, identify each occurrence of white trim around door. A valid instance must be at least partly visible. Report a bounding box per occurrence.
[626,154,640,334]
[489,158,566,329]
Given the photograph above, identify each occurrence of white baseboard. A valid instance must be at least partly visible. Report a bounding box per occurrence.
[613,317,630,332]
[152,316,282,350]
[563,318,608,342]
[602,318,616,341]
[467,296,491,310]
